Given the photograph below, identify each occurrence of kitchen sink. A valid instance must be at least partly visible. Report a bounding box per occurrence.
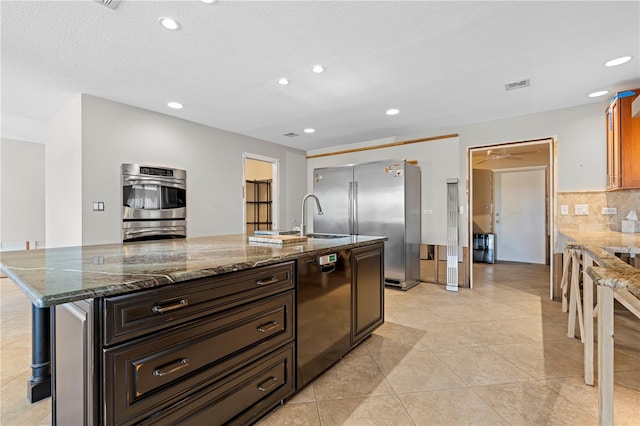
[306,233,351,239]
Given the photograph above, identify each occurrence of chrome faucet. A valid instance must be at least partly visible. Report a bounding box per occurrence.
[300,194,323,236]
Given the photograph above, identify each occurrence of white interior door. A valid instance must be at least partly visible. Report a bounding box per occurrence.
[494,168,545,264]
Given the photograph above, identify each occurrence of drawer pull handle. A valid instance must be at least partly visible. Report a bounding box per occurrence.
[257,376,279,392]
[257,320,280,333]
[152,299,188,314]
[256,276,279,286]
[153,358,189,377]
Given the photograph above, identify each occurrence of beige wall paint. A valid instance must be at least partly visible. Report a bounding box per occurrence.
[245,158,273,181]
[0,138,45,248]
[472,169,493,234]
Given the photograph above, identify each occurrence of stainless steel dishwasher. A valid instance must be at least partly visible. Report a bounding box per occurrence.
[296,249,351,388]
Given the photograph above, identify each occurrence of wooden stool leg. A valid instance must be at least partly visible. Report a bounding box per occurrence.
[597,285,614,426]
[582,254,594,385]
[568,250,584,340]
[561,248,572,313]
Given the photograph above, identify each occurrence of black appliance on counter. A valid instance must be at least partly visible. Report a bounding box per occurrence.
[296,249,351,388]
[473,233,495,264]
[122,163,186,242]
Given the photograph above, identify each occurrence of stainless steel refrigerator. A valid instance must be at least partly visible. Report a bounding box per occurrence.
[313,160,421,290]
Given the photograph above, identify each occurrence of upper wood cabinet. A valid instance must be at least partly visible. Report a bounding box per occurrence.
[606,88,640,190]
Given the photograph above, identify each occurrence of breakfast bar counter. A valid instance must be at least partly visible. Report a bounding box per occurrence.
[559,229,640,425]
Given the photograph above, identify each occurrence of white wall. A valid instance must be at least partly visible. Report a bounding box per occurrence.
[46,95,83,248]
[0,139,45,248]
[308,136,459,245]
[81,95,307,245]
[308,101,608,247]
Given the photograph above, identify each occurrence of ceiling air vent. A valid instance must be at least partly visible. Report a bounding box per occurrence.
[94,0,120,10]
[504,79,530,91]
[283,132,299,137]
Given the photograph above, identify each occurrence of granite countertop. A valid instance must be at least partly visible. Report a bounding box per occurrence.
[0,234,386,308]
[560,229,640,298]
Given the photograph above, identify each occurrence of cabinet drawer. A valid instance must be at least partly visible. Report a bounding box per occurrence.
[137,343,295,426]
[104,292,294,425]
[103,261,294,345]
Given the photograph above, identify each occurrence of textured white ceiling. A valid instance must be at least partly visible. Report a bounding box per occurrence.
[1,1,639,151]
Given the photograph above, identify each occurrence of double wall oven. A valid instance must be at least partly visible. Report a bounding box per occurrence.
[122,164,187,242]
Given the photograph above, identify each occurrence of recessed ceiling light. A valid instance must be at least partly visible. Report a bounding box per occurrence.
[386,108,400,115]
[167,102,184,109]
[159,17,180,31]
[588,90,609,98]
[304,128,315,134]
[604,56,632,67]
[278,78,290,85]
[200,0,216,4]
[311,65,325,73]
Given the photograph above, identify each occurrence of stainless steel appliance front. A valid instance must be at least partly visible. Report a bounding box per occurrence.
[313,160,421,290]
[122,164,186,241]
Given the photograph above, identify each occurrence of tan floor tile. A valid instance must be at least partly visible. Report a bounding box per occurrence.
[399,388,508,425]
[488,340,585,380]
[473,380,598,425]
[372,349,465,393]
[541,375,640,424]
[317,395,414,426]
[312,354,394,400]
[256,401,321,426]
[412,323,485,350]
[287,382,316,403]
[433,345,533,386]
[362,321,425,356]
[0,370,52,426]
[457,320,535,345]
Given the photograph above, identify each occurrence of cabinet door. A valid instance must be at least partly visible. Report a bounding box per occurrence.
[351,244,384,346]
[606,101,620,189]
[619,91,640,188]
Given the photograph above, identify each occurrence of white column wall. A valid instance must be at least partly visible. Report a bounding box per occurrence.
[45,94,83,248]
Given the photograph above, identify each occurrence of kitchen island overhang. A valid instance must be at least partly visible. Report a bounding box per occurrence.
[0,233,386,308]
[0,233,387,425]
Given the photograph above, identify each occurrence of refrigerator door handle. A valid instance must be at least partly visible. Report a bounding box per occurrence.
[348,182,353,234]
[353,181,358,235]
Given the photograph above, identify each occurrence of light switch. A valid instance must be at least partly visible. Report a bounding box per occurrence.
[92,202,99,211]
[424,209,432,215]
[98,202,104,211]
[560,205,569,215]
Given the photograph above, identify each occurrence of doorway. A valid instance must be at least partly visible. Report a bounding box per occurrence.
[468,138,556,298]
[242,154,279,234]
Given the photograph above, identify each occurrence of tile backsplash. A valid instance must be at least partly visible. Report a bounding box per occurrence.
[557,189,640,231]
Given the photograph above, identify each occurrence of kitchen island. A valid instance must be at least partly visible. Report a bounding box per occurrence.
[0,234,386,425]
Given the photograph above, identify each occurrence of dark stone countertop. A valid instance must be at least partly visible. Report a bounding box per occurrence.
[0,234,386,307]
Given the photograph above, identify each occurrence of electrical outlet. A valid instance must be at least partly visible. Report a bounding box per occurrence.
[602,207,617,215]
[575,204,589,215]
[423,209,432,215]
[560,205,569,215]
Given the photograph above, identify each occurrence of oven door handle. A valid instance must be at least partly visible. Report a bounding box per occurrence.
[125,227,184,234]
[124,177,185,188]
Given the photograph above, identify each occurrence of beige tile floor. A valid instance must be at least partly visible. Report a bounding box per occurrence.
[1,262,638,425]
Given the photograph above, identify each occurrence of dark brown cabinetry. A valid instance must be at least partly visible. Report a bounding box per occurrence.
[606,88,640,190]
[56,262,296,425]
[351,244,384,346]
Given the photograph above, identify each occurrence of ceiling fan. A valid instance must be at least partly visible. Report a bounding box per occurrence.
[474,148,538,164]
